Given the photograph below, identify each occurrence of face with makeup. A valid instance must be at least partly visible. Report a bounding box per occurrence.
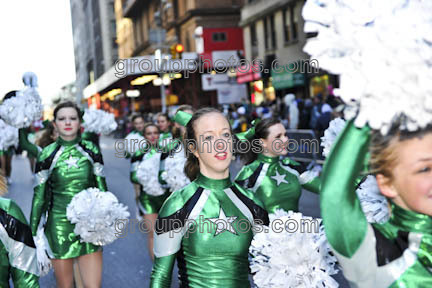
[261,123,289,157]
[157,115,170,133]
[133,116,145,133]
[193,112,232,179]
[377,133,432,216]
[144,125,160,146]
[53,107,80,141]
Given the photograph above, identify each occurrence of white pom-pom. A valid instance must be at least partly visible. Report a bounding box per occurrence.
[33,222,52,277]
[302,0,432,134]
[125,132,146,155]
[356,176,390,224]
[66,188,130,246]
[321,118,347,158]
[250,210,339,288]
[161,147,190,192]
[136,153,166,196]
[82,109,118,135]
[0,88,43,128]
[0,119,18,150]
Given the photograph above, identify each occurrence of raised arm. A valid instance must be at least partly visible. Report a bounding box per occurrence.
[320,120,370,257]
[19,128,41,159]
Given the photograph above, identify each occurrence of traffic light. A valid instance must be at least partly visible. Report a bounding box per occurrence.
[170,44,184,59]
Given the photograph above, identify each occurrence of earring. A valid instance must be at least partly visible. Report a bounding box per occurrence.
[232,155,236,161]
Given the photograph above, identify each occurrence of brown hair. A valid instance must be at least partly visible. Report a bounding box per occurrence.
[131,113,144,123]
[53,101,82,121]
[0,172,7,196]
[370,125,432,180]
[36,122,56,148]
[184,107,229,181]
[237,117,281,165]
[172,105,195,139]
[143,123,159,136]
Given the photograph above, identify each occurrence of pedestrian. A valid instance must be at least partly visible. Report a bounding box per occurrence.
[150,107,269,287]
[283,93,299,129]
[30,101,107,288]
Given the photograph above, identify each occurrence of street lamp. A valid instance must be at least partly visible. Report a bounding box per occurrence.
[154,0,172,113]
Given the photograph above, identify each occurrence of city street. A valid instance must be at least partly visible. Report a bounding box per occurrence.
[6,135,347,287]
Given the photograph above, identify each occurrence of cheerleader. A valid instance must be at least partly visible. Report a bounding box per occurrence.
[158,106,195,194]
[151,107,269,287]
[156,112,172,147]
[0,188,39,287]
[320,121,432,287]
[235,118,320,213]
[30,101,107,288]
[130,123,170,260]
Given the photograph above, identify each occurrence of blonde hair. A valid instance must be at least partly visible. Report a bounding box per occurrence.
[369,126,432,180]
[0,173,7,196]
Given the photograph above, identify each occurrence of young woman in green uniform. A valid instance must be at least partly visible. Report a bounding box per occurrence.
[30,101,107,288]
[151,108,269,287]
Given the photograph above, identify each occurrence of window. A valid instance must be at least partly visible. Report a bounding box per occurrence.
[250,23,258,59]
[212,32,227,42]
[264,14,276,50]
[283,4,299,43]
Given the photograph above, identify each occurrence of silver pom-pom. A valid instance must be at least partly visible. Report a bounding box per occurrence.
[82,109,118,135]
[125,132,146,155]
[303,0,432,134]
[136,153,166,196]
[0,119,18,150]
[356,175,390,224]
[0,87,43,128]
[162,147,190,192]
[66,188,130,246]
[321,118,347,158]
[250,210,339,288]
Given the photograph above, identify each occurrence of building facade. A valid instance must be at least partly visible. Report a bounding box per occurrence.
[70,0,118,106]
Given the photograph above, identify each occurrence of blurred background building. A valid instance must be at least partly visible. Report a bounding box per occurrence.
[69,0,337,118]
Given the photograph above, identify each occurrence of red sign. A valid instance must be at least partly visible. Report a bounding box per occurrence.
[236,64,261,84]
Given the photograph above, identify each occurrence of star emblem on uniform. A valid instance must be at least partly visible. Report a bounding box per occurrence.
[207,208,238,236]
[271,169,289,186]
[64,156,79,170]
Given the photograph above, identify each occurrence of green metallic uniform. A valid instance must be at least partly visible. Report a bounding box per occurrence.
[158,131,172,148]
[150,173,269,288]
[81,131,100,148]
[130,147,170,214]
[321,121,432,287]
[30,136,107,259]
[235,154,320,213]
[19,128,42,158]
[0,197,39,287]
